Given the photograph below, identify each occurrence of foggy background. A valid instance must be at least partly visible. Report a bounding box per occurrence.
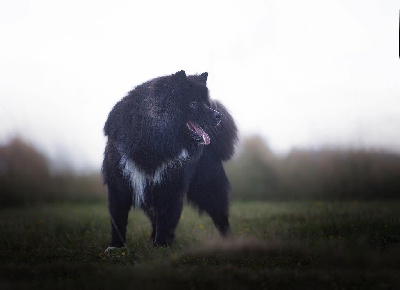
[0,0,399,205]
[1,0,399,171]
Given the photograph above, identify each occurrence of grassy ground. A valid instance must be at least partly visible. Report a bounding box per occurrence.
[0,201,399,289]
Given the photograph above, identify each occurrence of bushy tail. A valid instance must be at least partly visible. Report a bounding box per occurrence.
[208,101,238,161]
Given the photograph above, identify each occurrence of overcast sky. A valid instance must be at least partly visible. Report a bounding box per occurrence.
[0,0,399,171]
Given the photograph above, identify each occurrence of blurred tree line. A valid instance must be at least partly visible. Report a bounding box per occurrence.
[226,136,400,201]
[1,136,399,208]
[0,138,106,208]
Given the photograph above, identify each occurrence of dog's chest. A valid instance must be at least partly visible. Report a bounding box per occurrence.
[118,148,190,209]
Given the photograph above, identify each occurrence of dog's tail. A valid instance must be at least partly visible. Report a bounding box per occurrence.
[208,101,238,161]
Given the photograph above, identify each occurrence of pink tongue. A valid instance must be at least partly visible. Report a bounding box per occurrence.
[192,124,210,145]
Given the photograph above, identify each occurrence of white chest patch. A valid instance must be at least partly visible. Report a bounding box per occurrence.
[118,147,190,210]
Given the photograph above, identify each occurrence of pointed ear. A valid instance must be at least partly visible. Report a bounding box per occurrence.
[200,72,208,85]
[172,70,187,82]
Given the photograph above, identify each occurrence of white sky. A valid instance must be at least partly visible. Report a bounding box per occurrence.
[0,0,399,171]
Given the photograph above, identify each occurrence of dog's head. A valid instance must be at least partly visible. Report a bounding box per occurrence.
[183,72,222,145]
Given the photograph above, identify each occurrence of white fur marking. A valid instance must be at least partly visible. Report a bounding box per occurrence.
[118,147,190,210]
[120,156,147,210]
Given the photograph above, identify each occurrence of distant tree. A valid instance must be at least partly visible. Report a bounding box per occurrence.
[0,137,49,178]
[226,136,400,201]
[226,136,279,200]
[0,137,106,207]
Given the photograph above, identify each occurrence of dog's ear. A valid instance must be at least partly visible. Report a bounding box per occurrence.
[172,70,187,83]
[199,72,208,85]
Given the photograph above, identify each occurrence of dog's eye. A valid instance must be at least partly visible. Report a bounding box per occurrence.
[189,101,199,109]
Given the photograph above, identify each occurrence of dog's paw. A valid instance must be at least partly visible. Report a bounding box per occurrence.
[104,246,126,254]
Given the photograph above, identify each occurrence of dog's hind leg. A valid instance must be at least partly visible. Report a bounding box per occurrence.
[187,151,232,237]
[208,208,232,237]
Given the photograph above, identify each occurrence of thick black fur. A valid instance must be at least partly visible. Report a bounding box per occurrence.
[102,70,238,247]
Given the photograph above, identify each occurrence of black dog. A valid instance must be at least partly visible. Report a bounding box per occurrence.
[102,70,238,249]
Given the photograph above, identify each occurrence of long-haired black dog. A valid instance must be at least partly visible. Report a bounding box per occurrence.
[102,70,238,249]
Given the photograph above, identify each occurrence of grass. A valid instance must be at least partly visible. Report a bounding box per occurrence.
[0,201,399,289]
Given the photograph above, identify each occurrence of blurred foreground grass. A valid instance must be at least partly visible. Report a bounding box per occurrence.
[1,201,399,289]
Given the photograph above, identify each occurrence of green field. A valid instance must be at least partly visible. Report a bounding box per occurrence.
[1,201,399,289]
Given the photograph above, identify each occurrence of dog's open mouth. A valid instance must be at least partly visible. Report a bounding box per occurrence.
[186,122,210,145]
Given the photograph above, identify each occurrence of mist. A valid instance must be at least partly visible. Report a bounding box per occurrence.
[0,0,399,172]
